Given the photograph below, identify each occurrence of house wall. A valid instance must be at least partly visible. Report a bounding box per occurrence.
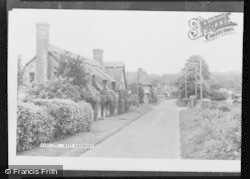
[23,55,58,85]
[49,56,59,80]
[120,71,126,90]
[23,59,36,85]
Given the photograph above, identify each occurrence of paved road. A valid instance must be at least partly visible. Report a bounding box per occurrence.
[80,100,181,159]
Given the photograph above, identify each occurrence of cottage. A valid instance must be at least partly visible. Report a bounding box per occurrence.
[22,21,127,118]
[127,69,152,104]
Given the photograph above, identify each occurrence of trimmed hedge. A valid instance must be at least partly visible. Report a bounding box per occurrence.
[33,99,94,137]
[118,99,126,114]
[17,99,94,151]
[119,89,128,99]
[17,102,56,151]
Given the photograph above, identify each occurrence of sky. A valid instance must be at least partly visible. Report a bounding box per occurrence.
[8,9,243,75]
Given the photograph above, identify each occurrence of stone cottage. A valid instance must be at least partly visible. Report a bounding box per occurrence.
[22,21,127,118]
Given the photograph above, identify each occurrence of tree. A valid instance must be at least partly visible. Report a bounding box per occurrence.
[17,55,25,89]
[128,82,144,103]
[56,51,90,87]
[176,55,211,98]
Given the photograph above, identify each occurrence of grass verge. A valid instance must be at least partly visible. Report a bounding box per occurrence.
[179,101,241,160]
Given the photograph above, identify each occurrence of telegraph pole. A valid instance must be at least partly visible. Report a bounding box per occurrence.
[200,58,203,100]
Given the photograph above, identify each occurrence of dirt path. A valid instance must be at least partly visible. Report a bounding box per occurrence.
[80,99,181,159]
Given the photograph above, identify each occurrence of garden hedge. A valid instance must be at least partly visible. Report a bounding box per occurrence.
[118,99,126,114]
[33,99,94,137]
[17,99,94,152]
[17,102,55,151]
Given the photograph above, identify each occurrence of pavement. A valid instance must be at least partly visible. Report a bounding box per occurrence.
[80,99,181,159]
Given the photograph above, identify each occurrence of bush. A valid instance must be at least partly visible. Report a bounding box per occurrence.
[119,89,128,99]
[33,99,93,137]
[118,99,126,114]
[218,103,232,112]
[179,103,241,160]
[28,77,81,102]
[210,90,228,101]
[189,95,197,106]
[17,102,56,151]
[128,94,139,106]
[125,99,129,113]
[176,98,189,107]
[80,89,100,120]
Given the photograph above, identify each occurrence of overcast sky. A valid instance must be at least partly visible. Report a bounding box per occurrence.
[9,9,243,75]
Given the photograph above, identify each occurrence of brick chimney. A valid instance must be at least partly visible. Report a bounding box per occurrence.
[93,48,103,65]
[35,21,50,83]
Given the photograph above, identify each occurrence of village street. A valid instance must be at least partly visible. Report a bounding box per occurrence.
[80,99,182,159]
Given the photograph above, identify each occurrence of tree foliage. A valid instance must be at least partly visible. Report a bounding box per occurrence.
[128,82,144,103]
[176,55,211,98]
[18,55,25,89]
[56,51,90,87]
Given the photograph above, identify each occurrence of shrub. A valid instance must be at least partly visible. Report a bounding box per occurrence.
[180,103,241,160]
[17,102,56,151]
[176,98,189,107]
[33,99,93,137]
[128,94,139,106]
[125,99,129,113]
[218,103,232,112]
[119,89,128,99]
[189,95,197,106]
[80,89,100,120]
[109,90,118,115]
[77,101,94,132]
[28,77,81,102]
[118,99,126,114]
[210,90,228,101]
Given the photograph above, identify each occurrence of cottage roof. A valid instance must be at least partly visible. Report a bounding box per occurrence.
[105,67,124,83]
[104,61,125,68]
[48,44,117,85]
[24,44,118,90]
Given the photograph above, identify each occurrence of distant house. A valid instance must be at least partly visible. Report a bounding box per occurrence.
[104,61,127,90]
[127,69,152,104]
[22,21,127,118]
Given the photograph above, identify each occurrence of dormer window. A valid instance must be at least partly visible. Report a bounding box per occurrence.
[29,72,35,83]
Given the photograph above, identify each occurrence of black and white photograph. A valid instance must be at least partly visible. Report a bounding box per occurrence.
[8,2,243,173]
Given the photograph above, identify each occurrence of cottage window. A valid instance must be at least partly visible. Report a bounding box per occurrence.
[103,80,107,90]
[29,72,35,83]
[111,82,116,90]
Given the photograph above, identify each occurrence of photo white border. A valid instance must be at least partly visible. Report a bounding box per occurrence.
[8,8,241,173]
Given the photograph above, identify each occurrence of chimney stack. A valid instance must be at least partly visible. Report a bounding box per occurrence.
[35,21,50,83]
[93,48,103,65]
